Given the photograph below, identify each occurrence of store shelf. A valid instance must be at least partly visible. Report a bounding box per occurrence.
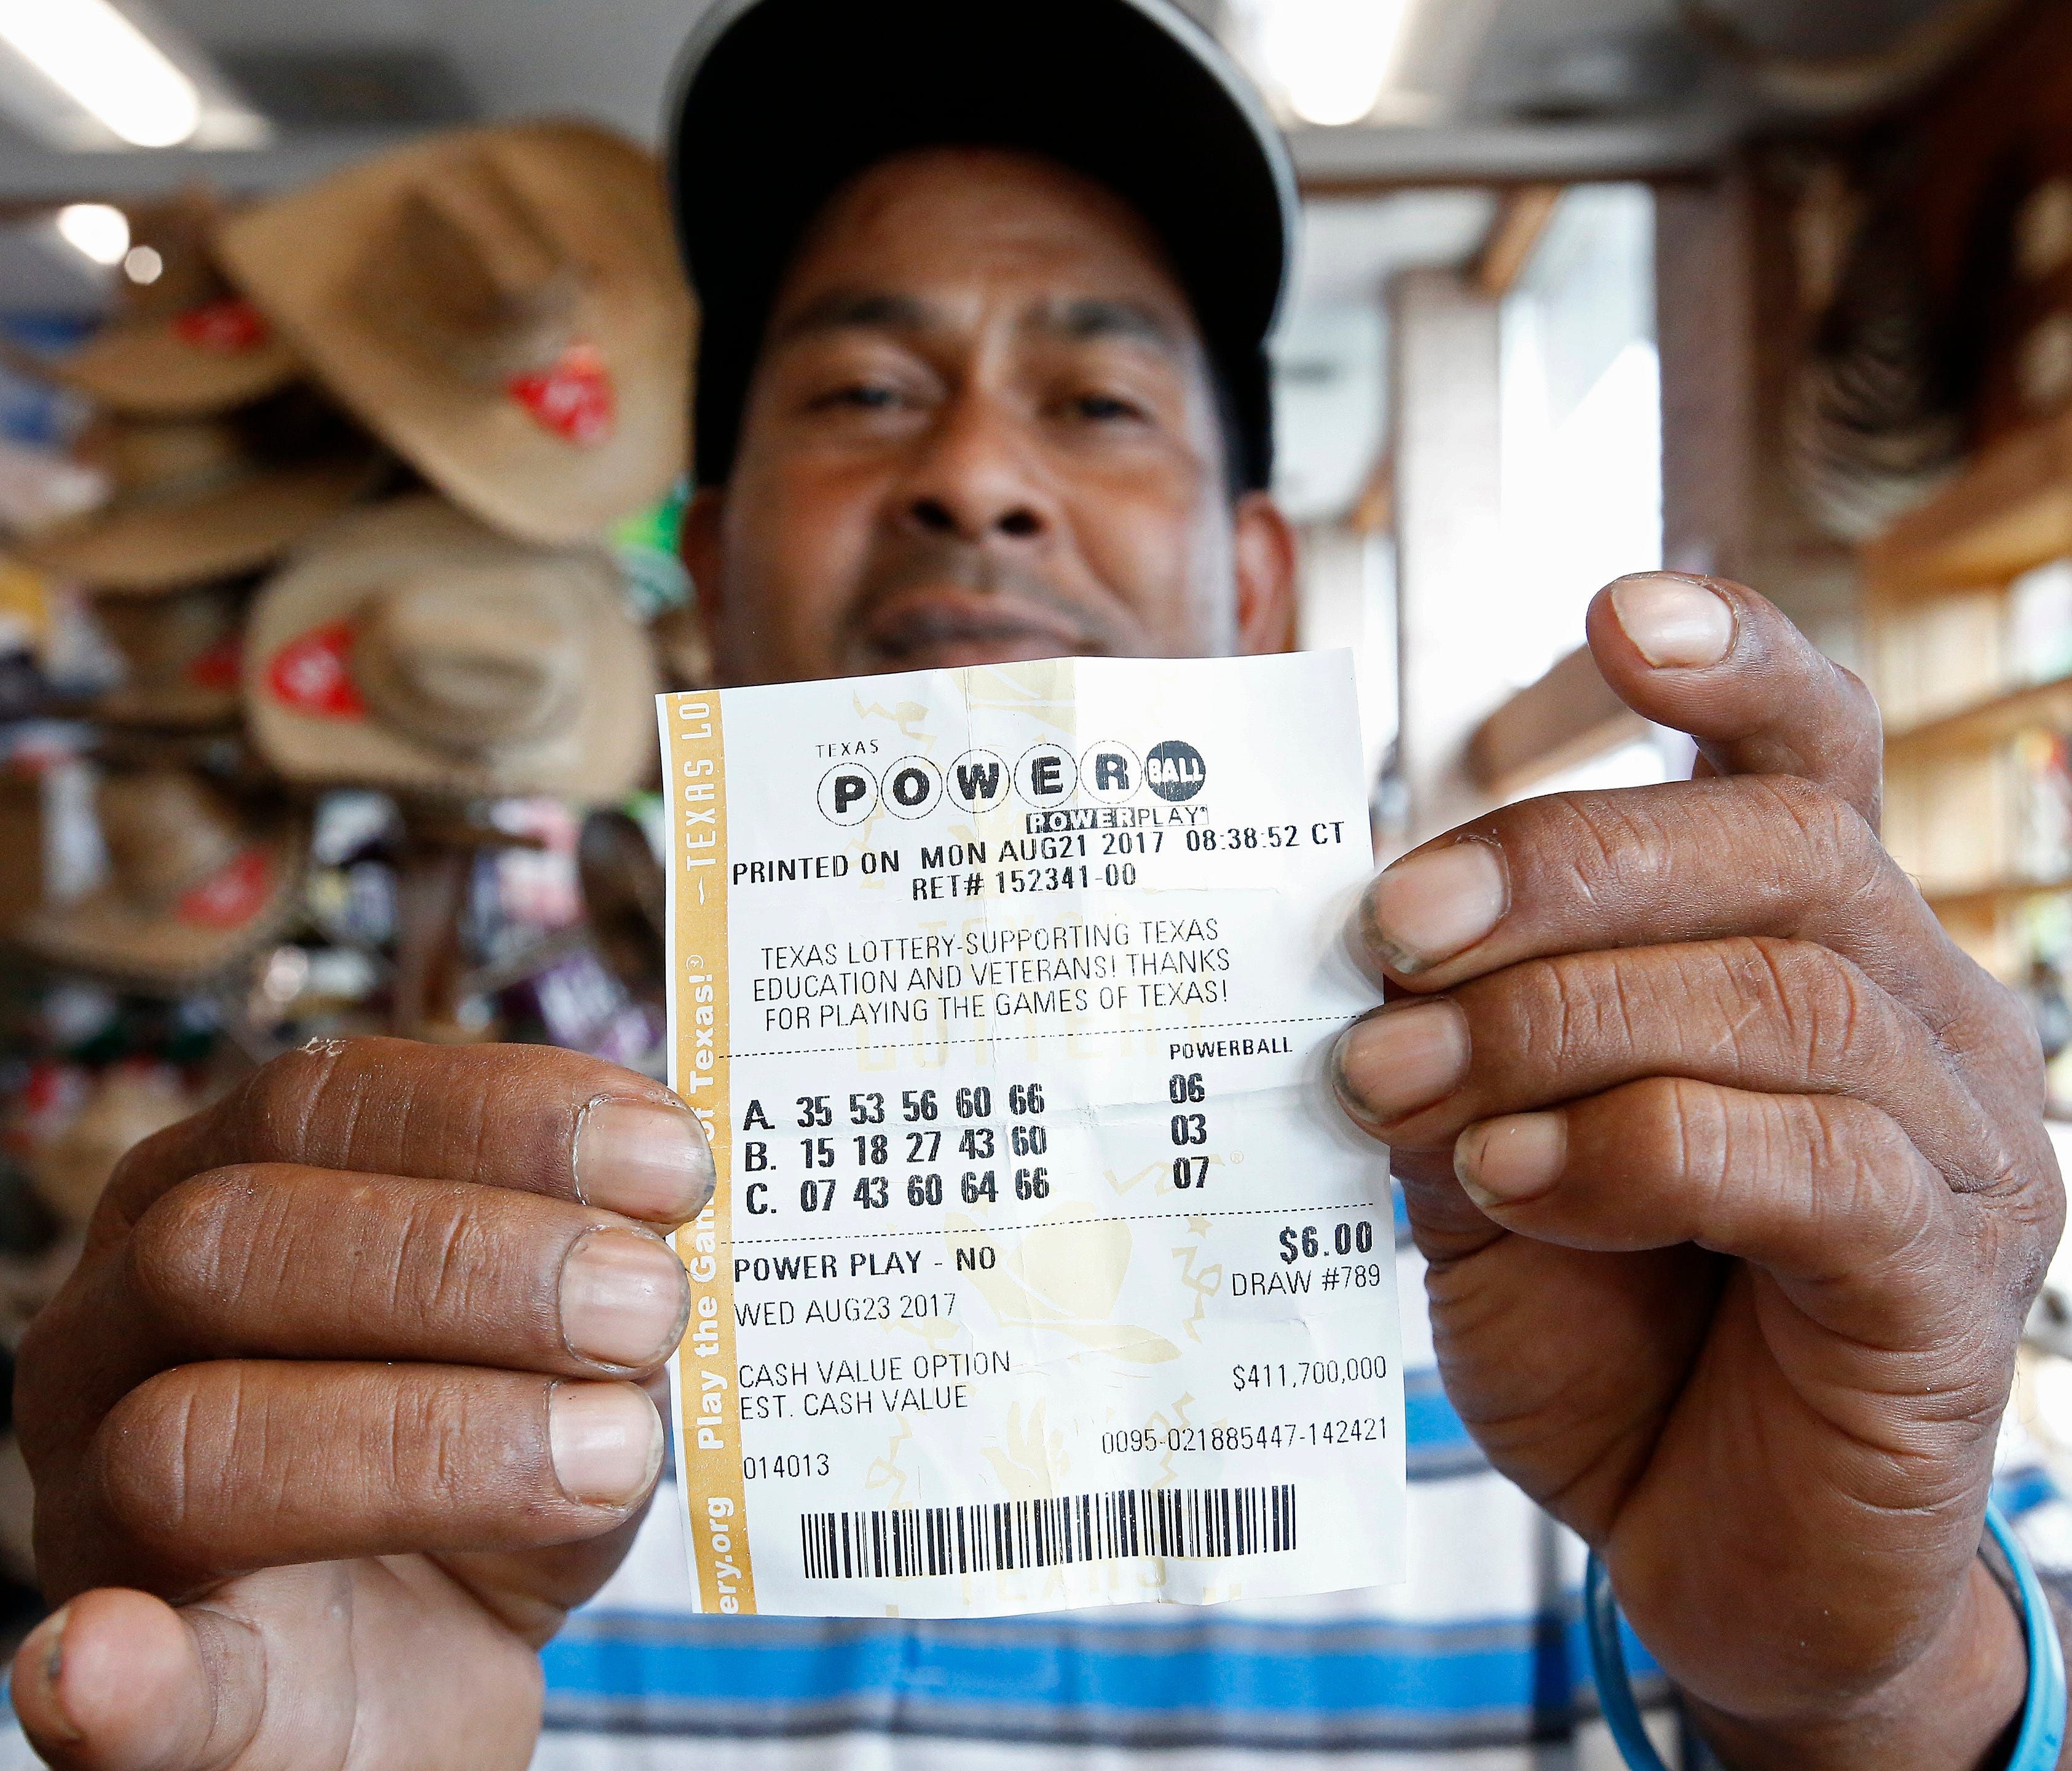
[1467,646,1647,802]
[1886,674,2072,760]
[1922,877,2072,920]
[1864,407,2072,599]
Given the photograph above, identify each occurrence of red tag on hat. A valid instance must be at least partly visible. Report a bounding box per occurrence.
[266,622,364,719]
[172,298,270,355]
[508,342,615,446]
[186,630,243,692]
[178,845,274,930]
[19,1059,84,1130]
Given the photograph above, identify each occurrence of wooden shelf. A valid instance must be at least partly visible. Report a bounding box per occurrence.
[1923,877,2072,920]
[1864,406,2072,598]
[1887,674,2072,760]
[1467,646,1647,802]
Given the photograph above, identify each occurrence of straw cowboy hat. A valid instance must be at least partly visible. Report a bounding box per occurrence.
[245,494,656,804]
[218,122,693,546]
[21,1062,195,1229]
[19,191,301,418]
[23,409,383,592]
[15,766,304,990]
[91,583,243,728]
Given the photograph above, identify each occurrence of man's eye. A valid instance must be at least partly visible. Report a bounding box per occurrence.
[816,383,902,412]
[1073,393,1144,422]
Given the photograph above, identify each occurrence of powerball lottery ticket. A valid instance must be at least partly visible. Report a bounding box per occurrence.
[658,651,1403,1618]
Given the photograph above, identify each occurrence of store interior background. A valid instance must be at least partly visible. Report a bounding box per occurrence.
[2,0,2072,1633]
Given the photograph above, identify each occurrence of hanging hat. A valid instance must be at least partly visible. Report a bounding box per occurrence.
[21,409,383,593]
[245,494,657,804]
[90,583,243,728]
[217,122,693,547]
[47,296,301,422]
[12,190,301,419]
[15,767,305,991]
[22,1062,194,1228]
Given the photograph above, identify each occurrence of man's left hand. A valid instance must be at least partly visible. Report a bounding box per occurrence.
[1333,572,2064,1768]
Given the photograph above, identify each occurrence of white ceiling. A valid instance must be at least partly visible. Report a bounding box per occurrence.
[1290,190,1497,311]
[0,0,1991,197]
[148,0,695,141]
[0,0,1996,315]
[1272,190,1500,521]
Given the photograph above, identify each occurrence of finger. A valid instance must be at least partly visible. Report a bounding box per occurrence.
[73,1365,661,1599]
[98,1038,713,1242]
[12,1587,263,1770]
[1447,1078,2010,1355]
[1586,572,1882,825]
[1331,937,2018,1196]
[1352,773,1968,1011]
[15,1562,545,1771]
[31,1170,688,1417]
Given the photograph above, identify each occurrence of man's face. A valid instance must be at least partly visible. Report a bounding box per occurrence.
[683,148,1296,685]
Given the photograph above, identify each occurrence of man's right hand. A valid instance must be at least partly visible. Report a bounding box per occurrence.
[9,1037,711,1769]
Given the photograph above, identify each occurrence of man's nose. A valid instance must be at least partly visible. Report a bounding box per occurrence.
[895,392,1055,546]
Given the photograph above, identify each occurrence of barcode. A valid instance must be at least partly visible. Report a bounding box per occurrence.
[800,1483,1297,1579]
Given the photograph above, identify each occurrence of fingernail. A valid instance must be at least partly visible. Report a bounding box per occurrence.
[561,1228,691,1370]
[1454,1112,1567,1210]
[1361,840,1508,975]
[549,1382,663,1505]
[18,1604,78,1745]
[574,1097,714,1223]
[1610,574,1735,668]
[1332,1002,1470,1129]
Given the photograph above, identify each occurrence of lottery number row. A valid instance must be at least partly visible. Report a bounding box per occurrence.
[736,1075,1219,1220]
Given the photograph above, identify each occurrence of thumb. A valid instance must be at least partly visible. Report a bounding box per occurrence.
[1585,572,1883,830]
[11,1577,333,1770]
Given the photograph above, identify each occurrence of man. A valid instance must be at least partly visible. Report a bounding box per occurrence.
[7,0,2064,1765]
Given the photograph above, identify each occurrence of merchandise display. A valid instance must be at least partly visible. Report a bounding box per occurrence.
[12,766,306,993]
[7,191,300,420]
[22,407,384,592]
[88,583,246,729]
[217,121,695,546]
[0,121,706,1610]
[244,493,658,805]
[0,125,698,1041]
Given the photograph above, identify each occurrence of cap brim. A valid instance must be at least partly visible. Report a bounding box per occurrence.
[667,0,1294,487]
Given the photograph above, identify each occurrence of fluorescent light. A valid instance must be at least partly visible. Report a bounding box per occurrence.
[0,0,203,148]
[1251,0,1419,127]
[56,202,130,267]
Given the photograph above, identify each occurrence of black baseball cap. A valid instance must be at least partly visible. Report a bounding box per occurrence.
[664,0,1297,492]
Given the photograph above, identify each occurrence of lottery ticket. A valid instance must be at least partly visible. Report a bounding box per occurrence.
[658,651,1404,1618]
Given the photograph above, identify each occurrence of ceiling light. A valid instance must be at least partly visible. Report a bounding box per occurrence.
[123,243,163,284]
[55,202,130,267]
[1253,0,1420,127]
[0,0,203,149]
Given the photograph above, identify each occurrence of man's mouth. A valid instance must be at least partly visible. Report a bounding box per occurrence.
[857,588,1100,670]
